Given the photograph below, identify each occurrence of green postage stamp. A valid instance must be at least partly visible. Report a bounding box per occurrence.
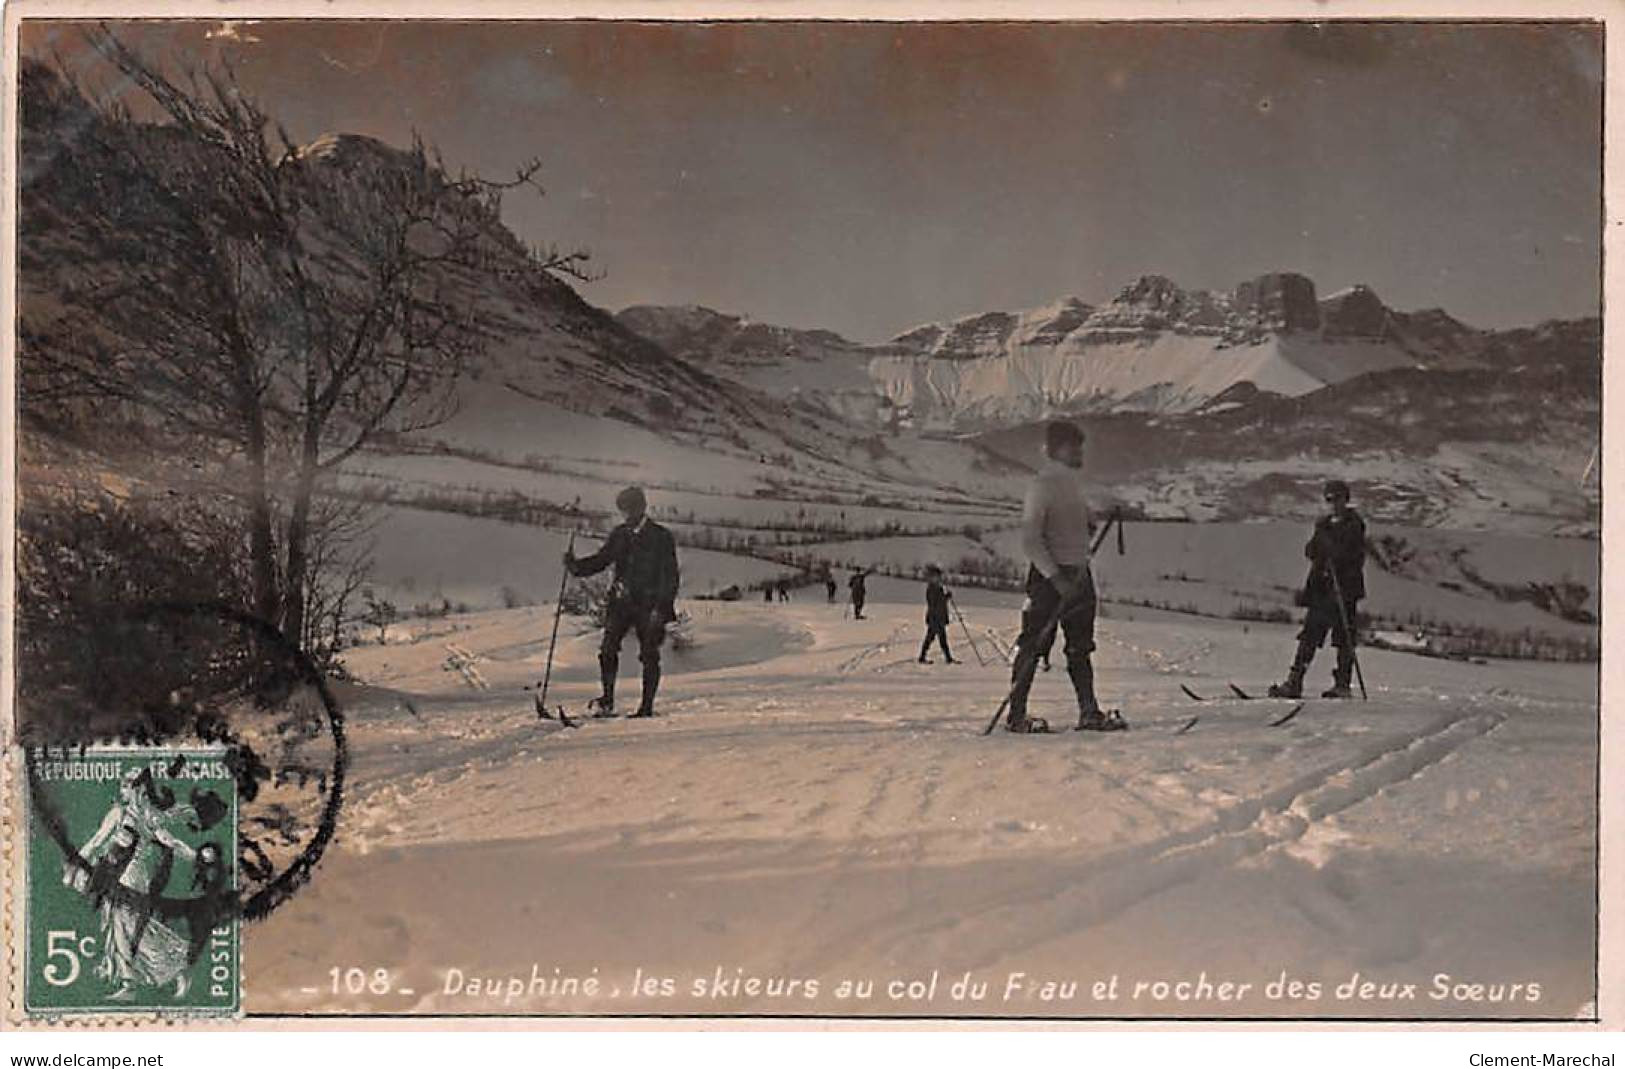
[22,747,240,1017]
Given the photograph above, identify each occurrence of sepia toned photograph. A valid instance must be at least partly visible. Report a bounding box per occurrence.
[3,9,1605,1027]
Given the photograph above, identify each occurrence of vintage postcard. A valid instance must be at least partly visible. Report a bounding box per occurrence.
[1,3,1611,1029]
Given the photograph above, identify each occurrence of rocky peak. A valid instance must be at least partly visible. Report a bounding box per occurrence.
[1230,272,1321,339]
[1078,275,1228,339]
[1014,297,1095,346]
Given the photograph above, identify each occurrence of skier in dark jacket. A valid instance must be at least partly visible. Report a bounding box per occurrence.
[917,566,957,664]
[848,569,870,619]
[1270,480,1367,699]
[824,574,838,604]
[564,486,680,718]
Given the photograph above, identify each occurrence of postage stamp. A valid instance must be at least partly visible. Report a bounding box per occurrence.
[22,747,239,1016]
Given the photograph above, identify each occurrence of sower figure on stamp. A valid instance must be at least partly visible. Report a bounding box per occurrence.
[1269,479,1367,699]
[1005,420,1126,733]
[917,565,957,664]
[66,769,203,1000]
[564,486,680,718]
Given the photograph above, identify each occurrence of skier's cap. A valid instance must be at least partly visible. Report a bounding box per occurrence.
[616,485,647,513]
[924,564,943,576]
[1323,479,1351,500]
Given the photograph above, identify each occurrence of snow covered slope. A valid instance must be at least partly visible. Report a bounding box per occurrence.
[247,597,1596,1019]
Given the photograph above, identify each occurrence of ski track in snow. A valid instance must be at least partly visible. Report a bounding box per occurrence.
[798,707,1506,976]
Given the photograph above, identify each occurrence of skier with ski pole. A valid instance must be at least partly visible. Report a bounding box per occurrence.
[563,486,681,718]
[1268,479,1368,700]
[989,420,1125,734]
[917,565,962,665]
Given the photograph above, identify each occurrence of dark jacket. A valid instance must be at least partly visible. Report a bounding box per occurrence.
[1303,509,1366,602]
[924,580,951,625]
[849,572,868,596]
[570,520,680,617]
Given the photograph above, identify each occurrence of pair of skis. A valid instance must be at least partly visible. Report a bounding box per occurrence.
[1179,684,1303,727]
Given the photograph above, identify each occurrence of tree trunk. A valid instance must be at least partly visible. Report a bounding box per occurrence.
[280,430,322,651]
[244,421,280,633]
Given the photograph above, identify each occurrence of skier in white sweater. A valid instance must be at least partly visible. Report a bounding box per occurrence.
[1005,420,1126,733]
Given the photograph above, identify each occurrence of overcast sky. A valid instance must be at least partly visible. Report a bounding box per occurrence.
[25,19,1603,342]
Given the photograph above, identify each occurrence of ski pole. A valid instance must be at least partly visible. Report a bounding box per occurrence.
[1090,508,1122,555]
[950,598,987,666]
[1326,566,1368,701]
[537,531,576,718]
[982,593,1081,735]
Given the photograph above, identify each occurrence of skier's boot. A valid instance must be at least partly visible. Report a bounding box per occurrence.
[1322,650,1355,698]
[593,657,619,716]
[629,663,661,717]
[1267,671,1304,700]
[1067,658,1103,719]
[1006,715,1050,734]
[1268,643,1313,698]
[1075,709,1128,732]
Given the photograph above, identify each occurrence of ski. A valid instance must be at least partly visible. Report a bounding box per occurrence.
[1175,715,1200,735]
[535,693,581,728]
[1184,683,1301,703]
[1269,703,1304,727]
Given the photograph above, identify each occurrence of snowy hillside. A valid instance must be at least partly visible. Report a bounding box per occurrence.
[247,595,1596,1019]
[615,304,888,425]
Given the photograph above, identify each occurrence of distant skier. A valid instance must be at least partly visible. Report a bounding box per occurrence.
[1004,420,1124,733]
[848,569,871,620]
[824,574,838,604]
[563,486,680,718]
[776,580,790,603]
[764,585,774,603]
[1269,480,1367,699]
[917,566,958,664]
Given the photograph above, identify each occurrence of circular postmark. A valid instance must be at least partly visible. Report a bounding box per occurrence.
[21,600,347,925]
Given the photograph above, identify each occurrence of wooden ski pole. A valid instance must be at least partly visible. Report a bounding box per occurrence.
[1090,507,1123,555]
[950,598,987,666]
[537,531,576,718]
[1326,566,1368,701]
[982,597,1077,735]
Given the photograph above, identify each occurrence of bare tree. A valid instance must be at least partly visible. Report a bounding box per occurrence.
[19,31,592,648]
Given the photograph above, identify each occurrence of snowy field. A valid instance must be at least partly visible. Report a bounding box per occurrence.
[247,593,1596,1020]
